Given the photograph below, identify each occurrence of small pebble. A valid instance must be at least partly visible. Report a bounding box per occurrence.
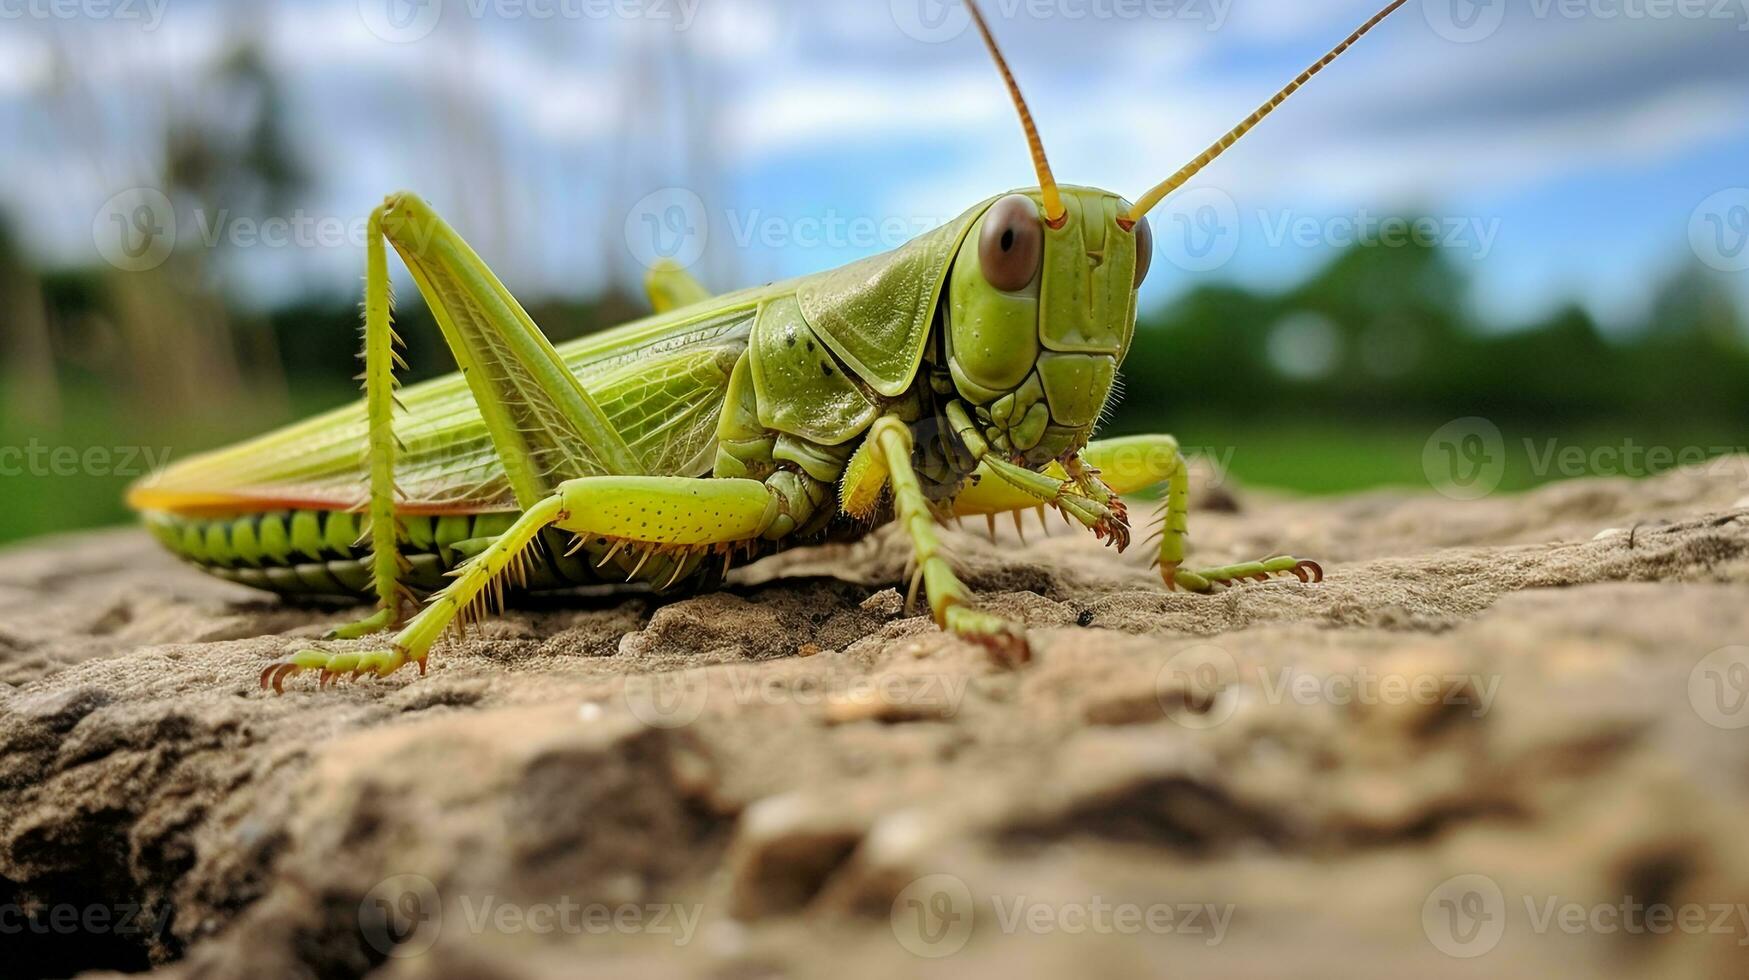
[823,689,952,725]
[702,920,748,958]
[859,589,904,617]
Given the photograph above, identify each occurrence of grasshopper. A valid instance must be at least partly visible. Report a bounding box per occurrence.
[128,1,1408,691]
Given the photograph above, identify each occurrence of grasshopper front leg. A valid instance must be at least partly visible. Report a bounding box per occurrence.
[941,401,1130,547]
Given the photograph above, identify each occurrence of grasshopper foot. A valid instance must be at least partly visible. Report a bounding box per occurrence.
[943,605,1031,668]
[1162,556,1323,594]
[258,645,424,694]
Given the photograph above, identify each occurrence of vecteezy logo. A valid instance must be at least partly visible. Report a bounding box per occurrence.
[1155,642,1240,728]
[1690,646,1749,730]
[890,873,974,958]
[359,874,442,958]
[891,0,973,43]
[1156,186,1240,274]
[624,188,709,270]
[1690,189,1749,273]
[93,188,176,272]
[1422,0,1505,43]
[1422,874,1506,957]
[360,0,442,43]
[622,670,710,729]
[1423,417,1506,500]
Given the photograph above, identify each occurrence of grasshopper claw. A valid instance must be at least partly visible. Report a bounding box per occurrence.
[944,605,1031,668]
[260,646,412,694]
[259,662,296,694]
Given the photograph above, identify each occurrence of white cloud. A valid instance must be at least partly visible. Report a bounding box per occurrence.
[725,70,1009,160]
[0,33,53,96]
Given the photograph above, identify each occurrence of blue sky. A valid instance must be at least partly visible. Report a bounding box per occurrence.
[1,0,1746,326]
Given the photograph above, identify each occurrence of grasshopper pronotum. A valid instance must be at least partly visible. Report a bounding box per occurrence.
[128,1,1408,690]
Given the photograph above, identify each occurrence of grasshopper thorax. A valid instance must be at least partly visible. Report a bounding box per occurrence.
[943,185,1151,467]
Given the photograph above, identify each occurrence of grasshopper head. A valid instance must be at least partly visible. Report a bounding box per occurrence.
[945,186,1149,466]
[952,0,1407,469]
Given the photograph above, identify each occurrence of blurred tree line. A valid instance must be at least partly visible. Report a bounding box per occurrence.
[1123,243,1748,430]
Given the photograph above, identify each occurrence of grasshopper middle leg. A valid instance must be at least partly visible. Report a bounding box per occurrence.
[1077,434,1322,591]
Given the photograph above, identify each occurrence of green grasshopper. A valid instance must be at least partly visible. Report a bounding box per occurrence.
[128,1,1407,691]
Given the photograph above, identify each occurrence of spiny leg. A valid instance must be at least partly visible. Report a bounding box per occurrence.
[1080,434,1322,593]
[868,417,1028,666]
[326,206,412,638]
[261,476,781,692]
[321,191,644,639]
[263,496,562,692]
[941,402,1129,548]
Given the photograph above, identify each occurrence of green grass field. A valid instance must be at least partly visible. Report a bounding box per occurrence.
[1165,416,1747,498]
[0,381,357,546]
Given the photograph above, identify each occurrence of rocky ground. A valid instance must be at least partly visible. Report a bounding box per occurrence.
[3,460,1749,978]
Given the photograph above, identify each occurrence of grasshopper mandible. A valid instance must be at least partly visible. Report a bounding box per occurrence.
[128,1,1408,690]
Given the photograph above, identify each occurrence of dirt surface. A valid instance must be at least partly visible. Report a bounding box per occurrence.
[3,461,1749,979]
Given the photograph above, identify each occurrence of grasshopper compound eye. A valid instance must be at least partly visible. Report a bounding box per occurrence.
[1132,214,1152,288]
[979,194,1043,292]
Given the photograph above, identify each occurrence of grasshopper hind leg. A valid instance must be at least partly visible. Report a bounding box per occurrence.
[261,475,793,692]
[320,206,415,640]
[263,496,569,692]
[310,191,651,640]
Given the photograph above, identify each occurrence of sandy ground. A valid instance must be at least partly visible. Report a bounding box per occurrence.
[3,460,1749,978]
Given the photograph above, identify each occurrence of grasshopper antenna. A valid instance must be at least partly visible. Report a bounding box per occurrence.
[965,0,1066,227]
[1126,0,1409,226]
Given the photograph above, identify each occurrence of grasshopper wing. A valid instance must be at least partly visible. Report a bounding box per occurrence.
[131,305,757,515]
